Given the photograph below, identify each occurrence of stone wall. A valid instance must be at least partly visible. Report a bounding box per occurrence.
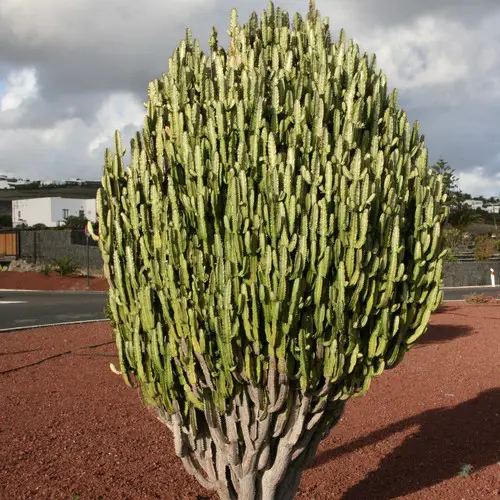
[19,229,103,271]
[442,261,500,287]
[15,229,500,287]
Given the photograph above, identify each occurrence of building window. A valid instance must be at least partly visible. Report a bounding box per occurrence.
[79,210,85,218]
[18,211,21,218]
[63,209,69,218]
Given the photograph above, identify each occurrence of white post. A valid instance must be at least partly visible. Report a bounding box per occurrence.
[490,268,496,287]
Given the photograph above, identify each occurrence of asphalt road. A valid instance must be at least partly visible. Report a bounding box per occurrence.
[1,287,499,331]
[0,290,107,331]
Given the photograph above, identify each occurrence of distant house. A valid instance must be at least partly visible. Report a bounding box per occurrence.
[0,179,14,190]
[463,199,484,210]
[12,197,96,227]
[40,180,66,186]
[0,174,18,190]
[485,204,500,214]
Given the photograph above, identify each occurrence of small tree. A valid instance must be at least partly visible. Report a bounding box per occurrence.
[0,214,12,227]
[63,215,88,230]
[91,2,448,498]
[474,235,496,261]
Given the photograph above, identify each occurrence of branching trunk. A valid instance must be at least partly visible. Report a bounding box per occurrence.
[157,386,346,500]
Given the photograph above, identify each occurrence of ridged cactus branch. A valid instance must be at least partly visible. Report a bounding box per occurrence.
[97,2,447,498]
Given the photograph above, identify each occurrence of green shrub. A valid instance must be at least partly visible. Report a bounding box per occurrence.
[474,235,495,261]
[464,294,495,304]
[41,263,52,276]
[53,256,79,276]
[94,2,448,497]
[442,227,467,249]
[458,464,473,477]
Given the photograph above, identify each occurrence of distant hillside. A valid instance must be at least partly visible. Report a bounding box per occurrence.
[0,185,100,215]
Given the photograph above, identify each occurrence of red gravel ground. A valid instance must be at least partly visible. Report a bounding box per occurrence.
[0,271,108,291]
[1,304,499,499]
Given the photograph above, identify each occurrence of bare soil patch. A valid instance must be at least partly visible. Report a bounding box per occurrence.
[1,304,499,499]
[0,271,107,291]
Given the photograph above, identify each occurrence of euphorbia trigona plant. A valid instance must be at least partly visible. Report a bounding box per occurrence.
[90,1,447,498]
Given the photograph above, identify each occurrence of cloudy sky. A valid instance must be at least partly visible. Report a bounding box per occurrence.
[0,0,499,196]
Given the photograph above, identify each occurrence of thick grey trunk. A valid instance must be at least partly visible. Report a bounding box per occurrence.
[157,387,345,500]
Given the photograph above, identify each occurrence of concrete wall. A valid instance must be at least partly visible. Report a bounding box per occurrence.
[19,230,103,271]
[12,197,96,227]
[442,261,500,287]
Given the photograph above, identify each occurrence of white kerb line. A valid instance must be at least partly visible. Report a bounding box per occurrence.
[490,268,496,287]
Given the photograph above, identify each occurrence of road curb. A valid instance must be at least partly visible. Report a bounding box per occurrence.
[0,289,107,294]
[442,286,497,290]
[0,318,109,333]
[1,286,497,293]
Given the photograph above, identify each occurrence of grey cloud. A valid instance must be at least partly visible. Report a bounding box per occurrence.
[395,76,500,181]
[418,102,500,168]
[0,0,499,194]
[346,0,500,26]
[0,93,102,130]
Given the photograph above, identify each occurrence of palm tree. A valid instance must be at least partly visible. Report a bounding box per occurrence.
[431,158,461,209]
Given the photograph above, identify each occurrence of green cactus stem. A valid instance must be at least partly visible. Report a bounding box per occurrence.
[96,1,447,498]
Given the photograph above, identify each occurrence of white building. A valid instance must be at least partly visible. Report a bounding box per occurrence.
[464,199,484,210]
[0,174,17,189]
[12,197,96,227]
[485,204,500,214]
[40,180,66,186]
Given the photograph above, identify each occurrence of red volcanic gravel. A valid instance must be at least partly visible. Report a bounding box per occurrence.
[0,304,499,499]
[0,271,108,291]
